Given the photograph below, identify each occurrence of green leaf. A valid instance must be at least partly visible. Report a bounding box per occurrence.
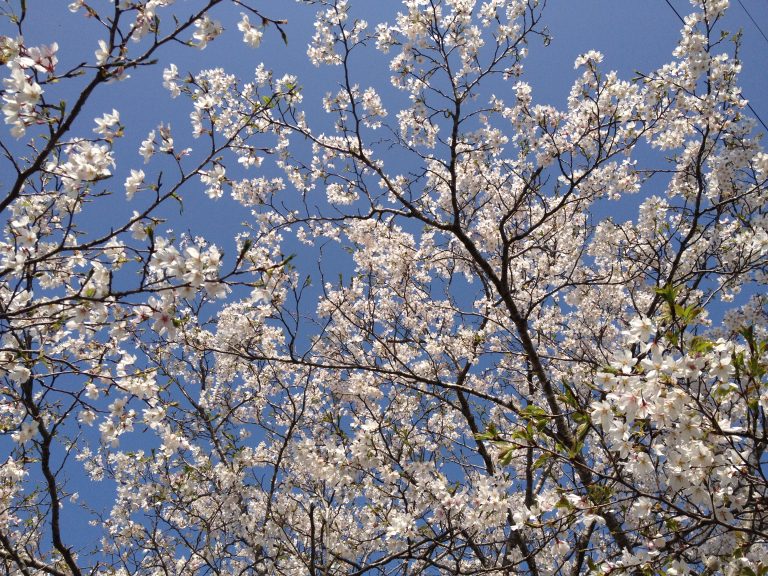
[474,423,499,442]
[654,284,679,308]
[572,410,588,424]
[532,453,551,470]
[499,445,515,466]
[586,484,612,505]
[510,428,533,442]
[689,336,714,354]
[522,404,548,420]
[522,404,550,430]
[575,422,590,442]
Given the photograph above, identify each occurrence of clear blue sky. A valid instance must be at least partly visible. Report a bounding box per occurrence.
[18,0,768,249]
[4,0,767,557]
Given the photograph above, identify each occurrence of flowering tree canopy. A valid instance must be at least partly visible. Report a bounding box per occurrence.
[1,0,767,574]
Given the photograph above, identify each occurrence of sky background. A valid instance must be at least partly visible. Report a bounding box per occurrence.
[14,0,768,249]
[2,0,768,557]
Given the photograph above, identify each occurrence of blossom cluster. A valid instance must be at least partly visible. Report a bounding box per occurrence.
[0,1,766,575]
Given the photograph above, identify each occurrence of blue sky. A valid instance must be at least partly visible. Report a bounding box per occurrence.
[17,0,768,250]
[3,0,768,560]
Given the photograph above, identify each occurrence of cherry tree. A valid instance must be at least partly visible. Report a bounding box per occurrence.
[1,0,767,575]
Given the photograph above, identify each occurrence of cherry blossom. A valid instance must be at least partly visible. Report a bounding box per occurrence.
[0,0,766,575]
